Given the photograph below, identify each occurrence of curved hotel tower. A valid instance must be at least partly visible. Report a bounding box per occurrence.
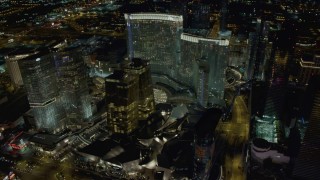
[125,13,229,107]
[180,33,229,107]
[125,13,183,78]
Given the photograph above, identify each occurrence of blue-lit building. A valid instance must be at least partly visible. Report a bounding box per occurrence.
[19,53,66,133]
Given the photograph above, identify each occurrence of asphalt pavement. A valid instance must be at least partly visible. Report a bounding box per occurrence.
[217,93,249,180]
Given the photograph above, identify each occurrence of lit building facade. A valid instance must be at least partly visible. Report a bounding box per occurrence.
[180,33,229,107]
[123,58,155,121]
[125,13,229,107]
[297,54,320,85]
[5,51,38,88]
[125,13,183,78]
[105,70,139,134]
[19,53,66,133]
[54,47,92,120]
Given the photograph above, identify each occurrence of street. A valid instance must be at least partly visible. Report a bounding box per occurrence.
[217,92,249,180]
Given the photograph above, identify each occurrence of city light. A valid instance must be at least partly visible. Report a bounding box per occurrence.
[0,0,319,179]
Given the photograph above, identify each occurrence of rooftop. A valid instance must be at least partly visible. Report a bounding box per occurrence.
[125,13,183,22]
[79,135,141,164]
[195,108,222,138]
[105,70,137,83]
[29,133,67,148]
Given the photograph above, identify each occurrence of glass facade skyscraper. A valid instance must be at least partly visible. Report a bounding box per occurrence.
[125,13,183,78]
[5,51,38,88]
[293,75,320,179]
[125,13,230,107]
[54,47,92,120]
[19,53,66,133]
[180,33,229,107]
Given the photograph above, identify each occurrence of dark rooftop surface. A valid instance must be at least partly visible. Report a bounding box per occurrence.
[0,47,15,55]
[155,103,174,112]
[107,143,140,163]
[195,108,222,139]
[301,53,314,62]
[20,49,50,62]
[124,58,148,69]
[79,139,118,157]
[136,112,165,139]
[79,134,140,163]
[62,45,82,52]
[29,133,66,147]
[159,130,194,169]
[293,76,320,180]
[252,138,271,149]
[7,47,36,56]
[0,89,29,124]
[106,70,131,81]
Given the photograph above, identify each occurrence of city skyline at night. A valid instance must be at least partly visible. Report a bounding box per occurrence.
[0,0,319,180]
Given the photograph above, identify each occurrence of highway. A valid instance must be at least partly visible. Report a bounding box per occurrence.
[217,91,249,180]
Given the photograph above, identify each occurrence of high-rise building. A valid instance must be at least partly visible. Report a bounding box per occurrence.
[105,70,139,134]
[254,51,288,143]
[180,33,229,107]
[297,53,320,85]
[123,58,155,121]
[263,51,288,120]
[247,19,272,81]
[5,50,38,88]
[169,1,188,28]
[125,13,183,78]
[179,34,202,86]
[54,46,92,121]
[125,13,229,107]
[194,59,209,107]
[293,75,320,179]
[228,37,250,72]
[19,53,66,133]
[193,108,222,180]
